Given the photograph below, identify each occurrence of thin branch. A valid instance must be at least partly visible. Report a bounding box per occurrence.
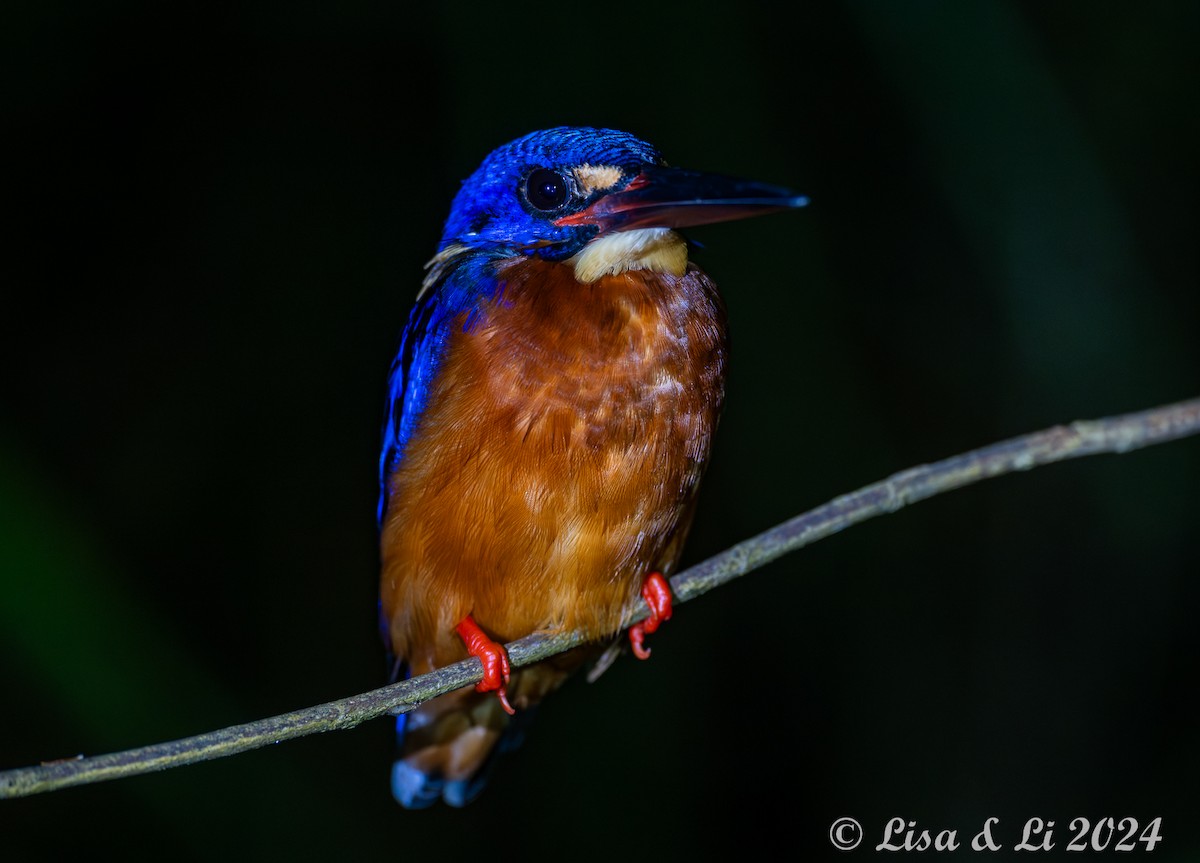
[3,396,1198,800]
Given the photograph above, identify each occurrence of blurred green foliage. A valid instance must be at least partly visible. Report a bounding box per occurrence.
[2,1,1196,859]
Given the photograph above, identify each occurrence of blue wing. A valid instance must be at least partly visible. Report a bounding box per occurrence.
[377,250,502,525]
[377,293,444,524]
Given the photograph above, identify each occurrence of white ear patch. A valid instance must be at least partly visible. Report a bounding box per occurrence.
[572,164,625,196]
[569,228,689,283]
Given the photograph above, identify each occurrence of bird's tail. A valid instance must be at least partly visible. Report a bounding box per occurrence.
[391,689,532,808]
[390,663,571,808]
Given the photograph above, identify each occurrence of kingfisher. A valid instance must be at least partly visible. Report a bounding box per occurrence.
[378,127,806,808]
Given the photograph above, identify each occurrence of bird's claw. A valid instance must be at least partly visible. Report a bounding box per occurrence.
[456,615,515,715]
[629,572,673,660]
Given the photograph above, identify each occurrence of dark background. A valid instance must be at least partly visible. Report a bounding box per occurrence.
[2,2,1196,859]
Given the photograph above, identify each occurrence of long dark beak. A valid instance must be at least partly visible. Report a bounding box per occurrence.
[554,165,808,232]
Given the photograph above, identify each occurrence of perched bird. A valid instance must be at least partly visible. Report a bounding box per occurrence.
[378,127,806,807]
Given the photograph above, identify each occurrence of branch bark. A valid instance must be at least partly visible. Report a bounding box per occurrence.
[3,396,1198,800]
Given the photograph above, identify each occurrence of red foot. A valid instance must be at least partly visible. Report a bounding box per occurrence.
[455,615,515,715]
[629,572,674,660]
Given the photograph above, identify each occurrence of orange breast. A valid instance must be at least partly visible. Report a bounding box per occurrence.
[380,256,728,674]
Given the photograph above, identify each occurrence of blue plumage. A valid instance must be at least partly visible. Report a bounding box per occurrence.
[439,127,663,258]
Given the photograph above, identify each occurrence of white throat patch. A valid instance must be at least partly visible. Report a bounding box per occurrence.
[568,228,689,283]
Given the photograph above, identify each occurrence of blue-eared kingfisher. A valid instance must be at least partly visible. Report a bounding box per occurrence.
[378,127,806,807]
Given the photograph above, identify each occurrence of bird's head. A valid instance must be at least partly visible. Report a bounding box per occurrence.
[436,127,806,283]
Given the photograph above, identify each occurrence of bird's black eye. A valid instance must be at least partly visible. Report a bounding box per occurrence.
[524,168,569,211]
